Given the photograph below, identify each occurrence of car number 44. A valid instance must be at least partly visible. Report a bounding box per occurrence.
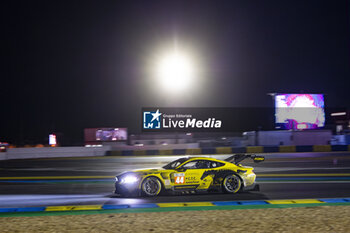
[175,176,185,184]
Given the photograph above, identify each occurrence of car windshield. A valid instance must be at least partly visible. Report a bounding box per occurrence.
[162,158,189,169]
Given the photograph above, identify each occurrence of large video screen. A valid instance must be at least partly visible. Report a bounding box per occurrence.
[95,128,127,141]
[275,94,325,130]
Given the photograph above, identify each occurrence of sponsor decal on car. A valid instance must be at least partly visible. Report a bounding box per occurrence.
[164,179,171,185]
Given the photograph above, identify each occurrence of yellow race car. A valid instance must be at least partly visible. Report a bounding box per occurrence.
[114,154,264,197]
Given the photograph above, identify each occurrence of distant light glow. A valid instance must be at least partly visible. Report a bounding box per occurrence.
[331,112,346,117]
[297,123,307,129]
[85,144,102,147]
[49,134,57,146]
[156,51,195,93]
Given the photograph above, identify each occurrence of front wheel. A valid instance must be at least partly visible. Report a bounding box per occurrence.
[141,177,162,197]
[222,174,241,193]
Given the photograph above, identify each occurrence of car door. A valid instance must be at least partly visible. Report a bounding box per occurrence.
[172,160,211,190]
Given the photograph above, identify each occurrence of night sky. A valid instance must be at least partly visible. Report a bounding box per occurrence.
[2,0,350,145]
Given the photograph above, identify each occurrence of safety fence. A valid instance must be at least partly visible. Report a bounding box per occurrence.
[107,145,350,156]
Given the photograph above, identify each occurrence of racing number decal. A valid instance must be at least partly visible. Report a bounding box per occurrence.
[175,176,184,184]
[174,173,185,184]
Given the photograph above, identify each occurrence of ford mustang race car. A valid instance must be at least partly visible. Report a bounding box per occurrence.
[114,154,264,197]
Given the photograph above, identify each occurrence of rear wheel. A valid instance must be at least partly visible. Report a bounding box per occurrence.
[141,177,162,197]
[222,174,241,193]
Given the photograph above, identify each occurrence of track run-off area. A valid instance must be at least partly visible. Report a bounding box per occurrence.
[0,152,350,215]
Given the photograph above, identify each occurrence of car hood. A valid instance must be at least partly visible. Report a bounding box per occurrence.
[132,168,166,173]
[116,168,166,177]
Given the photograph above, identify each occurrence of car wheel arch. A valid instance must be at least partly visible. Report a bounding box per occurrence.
[212,170,244,188]
[221,172,244,193]
[139,175,165,193]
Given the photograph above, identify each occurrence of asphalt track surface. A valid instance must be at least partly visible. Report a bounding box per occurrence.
[0,152,350,208]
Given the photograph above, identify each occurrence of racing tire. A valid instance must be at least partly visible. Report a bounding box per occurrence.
[141,177,162,197]
[222,174,241,193]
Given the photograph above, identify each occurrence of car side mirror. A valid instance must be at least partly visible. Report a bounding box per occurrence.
[253,156,265,163]
[176,168,186,172]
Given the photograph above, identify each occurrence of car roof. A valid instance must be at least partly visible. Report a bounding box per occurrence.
[182,156,227,163]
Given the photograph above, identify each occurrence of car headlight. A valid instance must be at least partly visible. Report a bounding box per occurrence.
[120,175,139,184]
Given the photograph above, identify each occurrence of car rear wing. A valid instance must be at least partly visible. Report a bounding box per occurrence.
[224,154,265,165]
